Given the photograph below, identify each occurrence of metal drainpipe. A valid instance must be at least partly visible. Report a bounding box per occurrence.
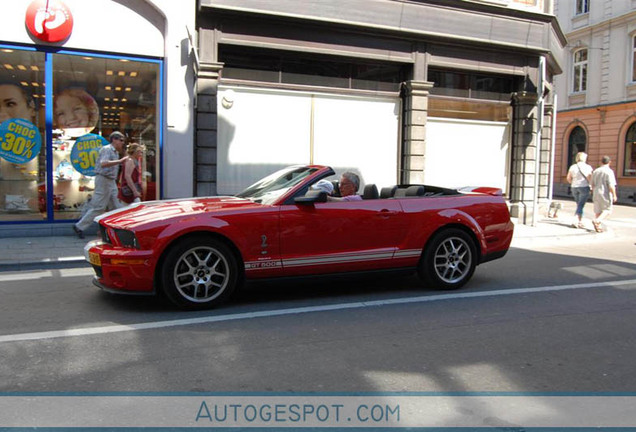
[548,94,558,203]
[533,56,546,227]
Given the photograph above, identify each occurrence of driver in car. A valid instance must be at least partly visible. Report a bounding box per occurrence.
[328,172,362,202]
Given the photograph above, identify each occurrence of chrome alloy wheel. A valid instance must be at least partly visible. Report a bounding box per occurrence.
[173,246,230,303]
[433,236,472,284]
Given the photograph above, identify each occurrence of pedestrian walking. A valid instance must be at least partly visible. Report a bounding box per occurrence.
[328,172,362,202]
[591,155,618,233]
[118,143,144,204]
[73,131,128,238]
[566,151,593,228]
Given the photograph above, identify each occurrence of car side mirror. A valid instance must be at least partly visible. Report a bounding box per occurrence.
[294,190,328,204]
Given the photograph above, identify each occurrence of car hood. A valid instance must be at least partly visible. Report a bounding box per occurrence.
[97,196,263,229]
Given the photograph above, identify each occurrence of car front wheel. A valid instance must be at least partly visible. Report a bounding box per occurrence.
[418,228,476,290]
[161,237,238,310]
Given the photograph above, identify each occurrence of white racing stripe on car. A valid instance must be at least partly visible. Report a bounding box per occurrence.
[246,250,403,271]
[283,251,394,268]
[393,249,422,258]
[1,278,635,344]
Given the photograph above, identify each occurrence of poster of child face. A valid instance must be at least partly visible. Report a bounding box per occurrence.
[54,87,99,137]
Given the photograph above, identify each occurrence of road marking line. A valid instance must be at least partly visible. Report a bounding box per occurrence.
[1,278,635,344]
[0,268,94,282]
[0,270,53,281]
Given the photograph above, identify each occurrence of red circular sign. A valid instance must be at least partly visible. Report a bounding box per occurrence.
[25,0,73,43]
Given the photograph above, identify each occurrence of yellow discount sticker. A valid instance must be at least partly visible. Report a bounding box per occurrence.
[70,133,108,176]
[0,118,42,164]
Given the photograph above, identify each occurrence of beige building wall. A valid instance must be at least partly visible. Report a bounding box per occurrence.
[554,0,636,203]
[555,103,636,198]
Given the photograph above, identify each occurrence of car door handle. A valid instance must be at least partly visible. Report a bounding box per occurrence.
[377,209,399,217]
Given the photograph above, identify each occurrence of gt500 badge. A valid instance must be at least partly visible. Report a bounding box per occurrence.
[245,260,282,270]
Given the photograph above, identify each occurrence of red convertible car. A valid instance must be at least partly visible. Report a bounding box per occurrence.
[84,165,513,310]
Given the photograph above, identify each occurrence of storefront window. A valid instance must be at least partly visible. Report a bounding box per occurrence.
[0,49,46,221]
[429,68,517,102]
[429,97,511,122]
[52,54,159,220]
[219,45,408,92]
[624,122,636,176]
[0,46,160,223]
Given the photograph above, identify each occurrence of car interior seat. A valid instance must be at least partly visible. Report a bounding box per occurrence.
[393,187,408,197]
[380,185,398,198]
[406,185,425,196]
[362,184,379,199]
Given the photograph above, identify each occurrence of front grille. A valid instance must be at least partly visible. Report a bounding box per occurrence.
[92,265,103,278]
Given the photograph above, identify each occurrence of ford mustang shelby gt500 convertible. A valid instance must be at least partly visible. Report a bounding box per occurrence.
[84,165,513,310]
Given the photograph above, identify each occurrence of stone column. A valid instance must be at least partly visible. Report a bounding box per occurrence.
[195,61,223,196]
[401,81,434,185]
[509,91,540,224]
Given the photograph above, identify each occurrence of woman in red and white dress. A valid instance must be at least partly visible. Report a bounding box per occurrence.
[119,143,144,204]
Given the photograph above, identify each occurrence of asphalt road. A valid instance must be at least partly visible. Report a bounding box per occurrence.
[1,228,636,393]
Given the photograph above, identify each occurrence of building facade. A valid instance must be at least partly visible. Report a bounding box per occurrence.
[553,0,636,203]
[195,0,566,224]
[0,0,567,237]
[0,0,195,236]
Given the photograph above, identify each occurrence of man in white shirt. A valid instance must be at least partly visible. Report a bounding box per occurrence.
[73,131,128,238]
[591,155,618,233]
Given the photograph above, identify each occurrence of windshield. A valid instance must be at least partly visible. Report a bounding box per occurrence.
[236,166,319,205]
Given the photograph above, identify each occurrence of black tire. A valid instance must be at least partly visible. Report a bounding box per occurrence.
[418,228,477,290]
[160,236,239,310]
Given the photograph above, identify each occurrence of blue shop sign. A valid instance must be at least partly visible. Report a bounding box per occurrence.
[70,133,108,176]
[0,118,42,164]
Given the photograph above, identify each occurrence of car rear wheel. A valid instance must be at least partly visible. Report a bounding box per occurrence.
[161,237,238,310]
[418,228,476,290]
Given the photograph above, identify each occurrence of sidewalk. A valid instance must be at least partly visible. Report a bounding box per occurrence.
[0,199,631,272]
[0,234,91,271]
[510,198,633,246]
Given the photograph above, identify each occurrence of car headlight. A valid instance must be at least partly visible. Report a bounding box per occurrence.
[114,229,139,249]
[99,225,112,244]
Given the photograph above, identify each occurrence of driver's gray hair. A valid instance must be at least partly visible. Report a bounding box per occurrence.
[342,171,360,191]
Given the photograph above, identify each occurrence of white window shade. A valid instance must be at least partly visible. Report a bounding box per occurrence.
[312,94,399,190]
[425,118,510,192]
[217,87,312,194]
[217,86,400,195]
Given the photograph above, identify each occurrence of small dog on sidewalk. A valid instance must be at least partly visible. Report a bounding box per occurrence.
[547,202,562,218]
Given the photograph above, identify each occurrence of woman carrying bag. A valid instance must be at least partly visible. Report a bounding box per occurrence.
[566,151,593,229]
[118,143,144,204]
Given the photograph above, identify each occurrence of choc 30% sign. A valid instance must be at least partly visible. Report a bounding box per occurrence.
[0,119,42,164]
[71,133,108,176]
